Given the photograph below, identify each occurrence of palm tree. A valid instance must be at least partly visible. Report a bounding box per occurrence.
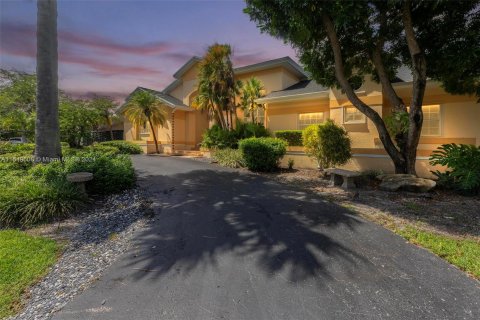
[241,77,265,124]
[194,43,237,130]
[90,96,119,140]
[122,90,167,154]
[35,0,61,162]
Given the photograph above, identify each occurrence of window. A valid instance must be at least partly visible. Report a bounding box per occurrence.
[422,105,441,136]
[344,107,366,124]
[298,112,324,130]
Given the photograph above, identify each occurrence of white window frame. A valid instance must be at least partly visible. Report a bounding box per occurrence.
[297,112,325,130]
[343,106,366,124]
[421,105,442,137]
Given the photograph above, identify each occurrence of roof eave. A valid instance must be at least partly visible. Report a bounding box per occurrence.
[256,91,329,103]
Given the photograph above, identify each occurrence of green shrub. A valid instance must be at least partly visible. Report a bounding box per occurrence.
[234,121,270,139]
[0,142,35,155]
[99,140,143,154]
[28,161,65,182]
[429,143,480,194]
[212,148,245,168]
[275,130,303,146]
[87,144,121,156]
[64,153,135,194]
[302,120,351,169]
[0,178,86,227]
[239,137,287,172]
[0,151,35,171]
[201,125,238,149]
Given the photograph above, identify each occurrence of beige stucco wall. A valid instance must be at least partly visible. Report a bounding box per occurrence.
[270,79,479,177]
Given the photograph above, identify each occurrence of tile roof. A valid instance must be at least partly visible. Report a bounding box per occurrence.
[261,79,329,100]
[124,87,194,112]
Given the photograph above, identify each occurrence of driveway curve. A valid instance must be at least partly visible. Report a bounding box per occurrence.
[54,155,480,320]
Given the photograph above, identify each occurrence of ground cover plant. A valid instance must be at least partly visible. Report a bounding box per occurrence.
[397,226,480,279]
[212,148,245,168]
[430,143,480,195]
[0,229,59,318]
[98,140,143,154]
[0,143,136,227]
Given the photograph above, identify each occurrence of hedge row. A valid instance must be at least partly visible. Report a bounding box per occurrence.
[275,130,303,146]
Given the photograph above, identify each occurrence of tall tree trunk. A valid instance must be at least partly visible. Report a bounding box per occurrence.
[148,117,159,154]
[321,13,407,173]
[35,0,61,162]
[402,0,427,175]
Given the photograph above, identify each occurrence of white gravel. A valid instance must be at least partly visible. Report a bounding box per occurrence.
[10,189,150,320]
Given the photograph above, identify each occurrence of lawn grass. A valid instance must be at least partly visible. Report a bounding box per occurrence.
[397,226,480,279]
[0,230,59,318]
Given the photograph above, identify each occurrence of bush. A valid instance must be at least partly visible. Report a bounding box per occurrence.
[0,178,86,227]
[99,140,143,154]
[201,125,238,149]
[235,121,270,139]
[64,153,135,194]
[239,137,287,172]
[302,120,351,169]
[275,130,303,146]
[212,148,245,168]
[0,142,35,155]
[88,144,121,156]
[429,143,480,194]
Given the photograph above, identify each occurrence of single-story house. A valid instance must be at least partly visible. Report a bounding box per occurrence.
[123,56,480,177]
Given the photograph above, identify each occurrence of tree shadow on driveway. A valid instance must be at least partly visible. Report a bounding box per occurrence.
[125,168,367,283]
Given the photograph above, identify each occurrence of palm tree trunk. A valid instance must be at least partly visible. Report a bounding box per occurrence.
[35,0,61,162]
[250,103,255,123]
[148,117,159,154]
[109,121,114,141]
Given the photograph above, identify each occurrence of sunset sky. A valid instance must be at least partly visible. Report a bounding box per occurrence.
[0,0,297,101]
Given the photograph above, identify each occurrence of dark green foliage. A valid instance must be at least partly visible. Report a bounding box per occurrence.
[239,137,287,172]
[244,0,480,98]
[430,144,480,194]
[275,130,303,146]
[212,148,245,168]
[64,153,135,194]
[201,125,238,149]
[201,122,270,149]
[99,140,143,154]
[234,121,270,140]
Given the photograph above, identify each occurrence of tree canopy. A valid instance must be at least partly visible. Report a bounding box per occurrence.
[245,0,480,174]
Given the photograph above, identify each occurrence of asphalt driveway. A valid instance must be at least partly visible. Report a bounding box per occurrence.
[53,155,480,320]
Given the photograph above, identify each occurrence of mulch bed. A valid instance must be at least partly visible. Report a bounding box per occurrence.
[257,168,480,240]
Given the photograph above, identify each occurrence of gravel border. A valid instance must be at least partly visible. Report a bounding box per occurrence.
[10,188,150,320]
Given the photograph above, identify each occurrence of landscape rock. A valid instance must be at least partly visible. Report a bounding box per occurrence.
[378,174,436,193]
[10,189,149,320]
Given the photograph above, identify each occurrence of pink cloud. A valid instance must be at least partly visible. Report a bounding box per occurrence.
[0,21,164,76]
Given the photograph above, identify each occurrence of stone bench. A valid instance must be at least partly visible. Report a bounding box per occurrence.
[326,168,360,189]
[67,172,93,194]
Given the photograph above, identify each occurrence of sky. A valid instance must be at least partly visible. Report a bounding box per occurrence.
[0,0,297,101]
